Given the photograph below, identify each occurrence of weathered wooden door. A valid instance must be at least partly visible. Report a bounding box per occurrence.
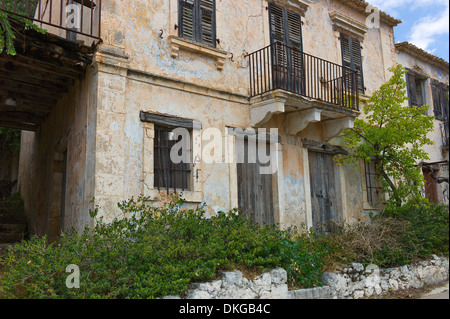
[423,168,438,202]
[237,138,275,227]
[308,151,338,232]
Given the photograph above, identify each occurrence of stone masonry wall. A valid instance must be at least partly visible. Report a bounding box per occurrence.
[164,255,449,299]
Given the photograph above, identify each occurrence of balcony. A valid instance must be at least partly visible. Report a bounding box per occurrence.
[247,42,360,138]
[0,0,102,131]
[1,0,101,43]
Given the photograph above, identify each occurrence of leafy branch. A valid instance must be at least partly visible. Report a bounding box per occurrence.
[0,0,46,55]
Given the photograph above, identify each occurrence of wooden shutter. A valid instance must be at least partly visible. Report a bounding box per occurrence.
[269,3,286,44]
[179,0,216,47]
[440,83,449,120]
[351,37,364,93]
[286,10,302,50]
[179,0,195,41]
[199,0,215,47]
[340,33,364,94]
[406,69,418,107]
[431,79,443,119]
[340,33,352,69]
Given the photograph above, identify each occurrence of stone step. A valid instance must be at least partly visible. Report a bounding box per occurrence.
[0,212,27,224]
[0,223,27,243]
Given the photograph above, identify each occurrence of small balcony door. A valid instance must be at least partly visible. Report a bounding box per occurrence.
[268,2,305,95]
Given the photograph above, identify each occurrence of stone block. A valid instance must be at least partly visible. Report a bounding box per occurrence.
[270,268,287,285]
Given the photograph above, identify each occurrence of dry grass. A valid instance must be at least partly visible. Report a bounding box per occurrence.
[316,217,411,270]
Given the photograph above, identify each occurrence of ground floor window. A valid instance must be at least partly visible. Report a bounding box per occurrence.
[364,160,383,207]
[154,125,192,192]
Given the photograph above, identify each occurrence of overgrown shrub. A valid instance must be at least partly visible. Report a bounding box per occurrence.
[383,198,449,259]
[0,196,328,299]
[1,196,447,299]
[317,199,449,269]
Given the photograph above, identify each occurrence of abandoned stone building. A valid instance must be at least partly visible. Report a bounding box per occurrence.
[0,0,448,242]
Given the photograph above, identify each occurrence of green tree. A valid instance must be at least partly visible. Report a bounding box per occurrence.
[1,0,45,55]
[337,64,435,208]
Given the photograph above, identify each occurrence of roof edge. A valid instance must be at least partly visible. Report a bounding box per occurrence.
[395,41,450,72]
[335,0,402,27]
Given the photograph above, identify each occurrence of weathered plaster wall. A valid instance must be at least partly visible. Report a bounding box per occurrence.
[92,53,251,221]
[18,68,97,238]
[395,51,449,205]
[396,51,449,162]
[99,0,397,98]
[89,0,401,227]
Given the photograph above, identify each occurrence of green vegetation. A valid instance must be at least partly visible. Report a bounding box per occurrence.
[0,0,45,55]
[0,195,447,299]
[0,127,21,154]
[337,65,435,208]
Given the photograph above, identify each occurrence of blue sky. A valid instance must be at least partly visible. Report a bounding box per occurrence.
[369,0,449,62]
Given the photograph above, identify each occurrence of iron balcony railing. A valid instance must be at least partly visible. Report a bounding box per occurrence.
[0,0,101,42]
[248,42,359,110]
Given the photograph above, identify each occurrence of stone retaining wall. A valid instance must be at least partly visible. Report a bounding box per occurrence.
[164,255,448,299]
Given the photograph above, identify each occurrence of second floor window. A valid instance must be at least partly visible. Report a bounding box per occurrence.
[405,69,427,108]
[340,33,365,94]
[431,79,449,121]
[179,0,216,48]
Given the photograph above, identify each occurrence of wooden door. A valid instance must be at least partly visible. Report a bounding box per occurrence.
[237,138,274,227]
[423,168,438,202]
[309,151,338,232]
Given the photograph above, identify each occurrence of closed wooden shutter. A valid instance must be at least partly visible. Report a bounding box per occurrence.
[268,2,304,93]
[199,0,215,46]
[440,83,449,120]
[286,10,302,50]
[179,0,216,47]
[340,33,364,94]
[431,79,443,119]
[179,0,195,41]
[269,3,303,50]
[269,3,286,44]
[406,69,418,107]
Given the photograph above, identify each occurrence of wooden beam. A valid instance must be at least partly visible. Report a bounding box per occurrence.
[0,61,76,87]
[13,35,93,65]
[73,0,97,8]
[0,91,55,113]
[0,112,46,125]
[0,119,37,132]
[0,53,82,80]
[0,74,68,94]
[0,79,64,100]
[140,111,199,129]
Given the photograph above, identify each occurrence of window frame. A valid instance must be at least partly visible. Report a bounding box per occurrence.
[364,160,383,207]
[340,32,365,94]
[178,0,217,48]
[153,124,193,193]
[405,68,428,109]
[431,79,449,121]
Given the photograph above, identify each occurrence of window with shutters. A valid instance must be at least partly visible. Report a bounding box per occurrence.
[268,2,303,50]
[268,2,304,94]
[405,69,427,109]
[340,33,364,94]
[430,79,449,121]
[179,0,216,48]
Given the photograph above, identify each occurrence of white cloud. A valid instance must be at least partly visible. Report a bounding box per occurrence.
[407,4,449,52]
[368,0,448,16]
